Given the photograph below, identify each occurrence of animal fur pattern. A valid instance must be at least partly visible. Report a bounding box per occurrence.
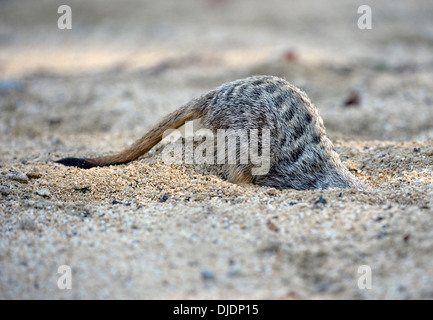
[57,75,368,190]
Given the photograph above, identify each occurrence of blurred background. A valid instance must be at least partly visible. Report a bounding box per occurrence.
[1,0,433,162]
[1,0,432,76]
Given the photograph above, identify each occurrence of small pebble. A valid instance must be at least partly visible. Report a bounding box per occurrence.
[267,219,279,232]
[26,172,42,179]
[0,79,24,92]
[282,50,298,62]
[37,188,51,197]
[159,195,169,203]
[0,186,11,196]
[201,270,215,281]
[314,196,327,205]
[343,160,360,172]
[267,188,277,196]
[192,194,207,201]
[75,186,91,193]
[5,171,29,183]
[343,90,361,107]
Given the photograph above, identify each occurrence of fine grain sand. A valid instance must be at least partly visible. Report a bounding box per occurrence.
[1,0,433,299]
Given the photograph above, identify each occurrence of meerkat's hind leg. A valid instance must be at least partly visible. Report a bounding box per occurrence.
[225,164,254,185]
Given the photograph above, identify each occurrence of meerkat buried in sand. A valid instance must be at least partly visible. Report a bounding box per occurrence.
[57,75,368,191]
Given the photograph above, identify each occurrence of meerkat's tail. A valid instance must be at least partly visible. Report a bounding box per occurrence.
[56,91,216,169]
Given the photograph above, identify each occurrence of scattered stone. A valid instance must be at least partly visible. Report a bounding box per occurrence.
[111,200,131,206]
[26,172,42,179]
[259,240,282,255]
[48,117,63,126]
[267,219,279,232]
[314,196,327,205]
[282,50,298,62]
[36,188,51,197]
[75,187,91,193]
[0,186,11,196]
[377,230,387,239]
[343,90,361,107]
[159,195,169,203]
[201,270,215,281]
[5,171,29,183]
[267,188,277,196]
[192,194,207,201]
[78,209,92,218]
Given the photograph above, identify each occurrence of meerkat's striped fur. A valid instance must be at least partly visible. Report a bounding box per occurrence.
[57,76,368,190]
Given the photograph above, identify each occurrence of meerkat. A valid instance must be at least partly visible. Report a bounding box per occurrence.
[57,75,368,190]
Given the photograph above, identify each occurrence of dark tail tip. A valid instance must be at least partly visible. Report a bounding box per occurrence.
[55,157,97,169]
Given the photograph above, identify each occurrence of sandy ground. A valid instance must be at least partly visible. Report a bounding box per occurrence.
[1,0,433,299]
